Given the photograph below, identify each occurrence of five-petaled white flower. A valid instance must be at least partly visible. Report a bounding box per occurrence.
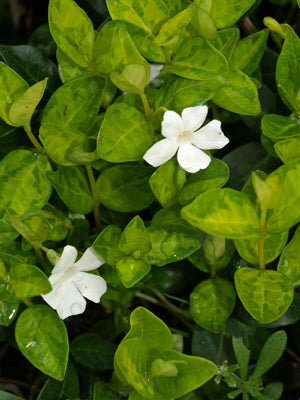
[42,245,107,320]
[143,105,229,173]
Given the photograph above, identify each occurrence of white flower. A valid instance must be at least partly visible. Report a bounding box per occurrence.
[42,245,107,320]
[143,105,229,173]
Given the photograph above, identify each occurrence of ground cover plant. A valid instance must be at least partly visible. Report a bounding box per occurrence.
[0,0,300,399]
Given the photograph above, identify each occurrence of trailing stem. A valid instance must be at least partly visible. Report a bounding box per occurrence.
[86,165,101,231]
[140,92,152,119]
[24,125,45,155]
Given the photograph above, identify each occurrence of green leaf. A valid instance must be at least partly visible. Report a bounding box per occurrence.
[9,78,48,127]
[96,165,154,212]
[209,0,256,29]
[15,305,69,380]
[0,301,19,326]
[116,256,151,287]
[92,21,117,76]
[71,333,117,371]
[190,3,217,40]
[41,77,104,133]
[47,166,94,214]
[119,216,151,256]
[37,362,79,400]
[56,48,89,82]
[230,30,269,75]
[274,137,300,163]
[93,381,119,400]
[0,61,29,125]
[234,231,289,265]
[164,37,228,80]
[48,0,95,67]
[0,391,23,400]
[106,0,169,34]
[232,337,250,380]
[0,220,19,245]
[178,158,229,206]
[234,268,294,323]
[6,263,51,299]
[261,114,300,142]
[39,124,88,166]
[98,103,154,162]
[155,8,192,47]
[93,225,123,266]
[190,278,236,333]
[211,28,239,61]
[252,330,287,378]
[181,188,262,239]
[212,68,261,115]
[278,225,300,285]
[276,31,300,113]
[0,45,59,95]
[265,159,300,233]
[155,76,226,114]
[0,150,52,218]
[150,158,186,208]
[151,349,217,398]
[189,236,234,273]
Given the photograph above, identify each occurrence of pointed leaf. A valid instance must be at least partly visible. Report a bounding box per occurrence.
[261,114,300,142]
[232,337,250,381]
[93,225,123,267]
[116,256,151,287]
[119,216,151,256]
[278,225,300,285]
[210,0,256,29]
[274,137,300,164]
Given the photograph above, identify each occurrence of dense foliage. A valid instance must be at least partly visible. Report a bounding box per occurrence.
[0,0,300,399]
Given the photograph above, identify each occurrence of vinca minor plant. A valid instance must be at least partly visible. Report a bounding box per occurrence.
[0,0,300,399]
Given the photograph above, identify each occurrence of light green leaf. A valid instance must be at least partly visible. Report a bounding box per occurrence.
[274,137,300,163]
[106,0,169,35]
[212,68,261,115]
[0,301,19,327]
[232,337,250,381]
[110,64,149,95]
[150,158,186,208]
[119,216,151,256]
[178,158,229,206]
[261,114,300,142]
[252,330,287,378]
[56,48,89,83]
[234,268,294,323]
[0,61,28,125]
[93,21,117,76]
[234,231,289,265]
[47,166,94,214]
[181,188,262,239]
[211,28,239,61]
[209,0,256,29]
[39,124,88,166]
[278,225,300,285]
[149,358,178,379]
[155,76,226,114]
[164,37,228,80]
[93,225,123,267]
[230,30,269,75]
[6,263,51,299]
[116,256,151,287]
[0,220,19,245]
[276,31,300,113]
[48,0,95,67]
[98,103,154,162]
[156,8,192,47]
[190,278,236,333]
[190,3,217,40]
[265,159,300,233]
[152,349,217,398]
[0,150,52,218]
[41,77,104,133]
[15,305,69,380]
[9,78,48,127]
[96,165,154,212]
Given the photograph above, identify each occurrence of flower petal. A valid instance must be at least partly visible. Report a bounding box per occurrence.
[56,280,86,319]
[74,247,105,272]
[143,138,178,167]
[192,120,229,150]
[161,110,184,138]
[181,105,208,132]
[42,279,63,310]
[52,245,77,274]
[177,143,211,173]
[73,272,107,303]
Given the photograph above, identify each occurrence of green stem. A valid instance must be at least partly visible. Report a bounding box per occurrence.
[102,94,110,110]
[140,92,152,119]
[24,125,45,154]
[258,238,265,271]
[211,264,217,279]
[86,165,101,231]
[22,298,34,307]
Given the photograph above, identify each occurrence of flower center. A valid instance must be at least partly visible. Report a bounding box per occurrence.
[177,130,192,146]
[63,266,77,280]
